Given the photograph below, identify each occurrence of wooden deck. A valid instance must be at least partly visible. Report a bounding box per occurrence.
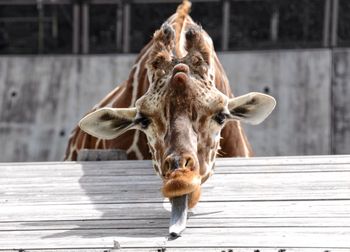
[1,155,350,251]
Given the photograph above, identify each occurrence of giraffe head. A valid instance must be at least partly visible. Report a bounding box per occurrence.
[79,24,276,208]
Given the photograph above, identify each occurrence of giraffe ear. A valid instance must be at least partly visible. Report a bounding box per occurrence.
[227,92,276,125]
[79,107,137,140]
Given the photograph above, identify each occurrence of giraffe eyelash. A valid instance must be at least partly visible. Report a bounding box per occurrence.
[213,112,228,125]
[135,116,151,129]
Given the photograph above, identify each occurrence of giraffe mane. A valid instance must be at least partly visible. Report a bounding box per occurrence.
[176,0,191,20]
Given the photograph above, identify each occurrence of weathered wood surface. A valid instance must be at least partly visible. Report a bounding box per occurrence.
[1,49,347,162]
[1,155,350,251]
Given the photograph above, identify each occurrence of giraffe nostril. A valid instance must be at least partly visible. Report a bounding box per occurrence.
[164,159,170,172]
[164,155,196,171]
[164,156,179,172]
[184,156,195,170]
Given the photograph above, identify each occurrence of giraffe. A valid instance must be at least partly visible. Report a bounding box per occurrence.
[65,0,275,213]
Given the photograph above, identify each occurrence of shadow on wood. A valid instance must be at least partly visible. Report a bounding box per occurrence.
[20,161,171,239]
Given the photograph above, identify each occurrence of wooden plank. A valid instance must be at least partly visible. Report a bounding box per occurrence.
[3,155,350,176]
[1,227,350,249]
[2,163,350,181]
[4,154,350,167]
[3,162,350,185]
[3,165,350,182]
[6,249,350,252]
[2,200,350,222]
[1,171,349,204]
[2,217,350,232]
[3,160,350,180]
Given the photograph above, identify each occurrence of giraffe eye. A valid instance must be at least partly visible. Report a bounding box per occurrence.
[214,112,227,125]
[135,116,151,129]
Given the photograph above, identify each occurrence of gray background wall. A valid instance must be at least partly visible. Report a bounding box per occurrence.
[0,49,348,162]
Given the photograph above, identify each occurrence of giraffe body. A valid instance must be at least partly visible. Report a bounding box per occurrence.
[66,0,276,208]
[65,1,251,162]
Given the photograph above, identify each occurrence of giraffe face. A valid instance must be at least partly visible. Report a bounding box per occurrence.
[136,51,229,184]
[78,24,276,208]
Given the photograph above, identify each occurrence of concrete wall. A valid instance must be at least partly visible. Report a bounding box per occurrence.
[222,50,332,156]
[0,56,135,162]
[0,49,347,162]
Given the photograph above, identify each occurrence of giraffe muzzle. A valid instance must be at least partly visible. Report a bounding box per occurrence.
[162,154,201,199]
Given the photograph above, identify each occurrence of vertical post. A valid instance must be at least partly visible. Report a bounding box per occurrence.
[330,0,339,154]
[37,0,44,54]
[116,2,123,52]
[72,3,80,54]
[82,2,89,54]
[302,0,310,42]
[52,4,58,50]
[270,4,279,42]
[221,0,230,51]
[331,0,339,47]
[323,0,331,47]
[123,2,131,53]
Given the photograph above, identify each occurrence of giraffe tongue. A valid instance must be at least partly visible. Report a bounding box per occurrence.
[169,194,188,238]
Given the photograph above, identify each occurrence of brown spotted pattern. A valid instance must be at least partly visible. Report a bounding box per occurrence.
[65,0,252,173]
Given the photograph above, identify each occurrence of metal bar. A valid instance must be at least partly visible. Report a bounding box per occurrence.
[302,0,310,42]
[323,0,331,47]
[0,0,72,4]
[0,0,269,5]
[51,5,59,51]
[82,2,90,54]
[72,3,80,54]
[331,0,339,47]
[90,0,220,3]
[221,0,230,51]
[52,5,58,40]
[116,2,123,52]
[122,2,130,53]
[0,17,52,22]
[37,0,44,54]
[270,4,279,42]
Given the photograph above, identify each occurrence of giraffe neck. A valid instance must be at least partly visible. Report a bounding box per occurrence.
[64,0,252,161]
